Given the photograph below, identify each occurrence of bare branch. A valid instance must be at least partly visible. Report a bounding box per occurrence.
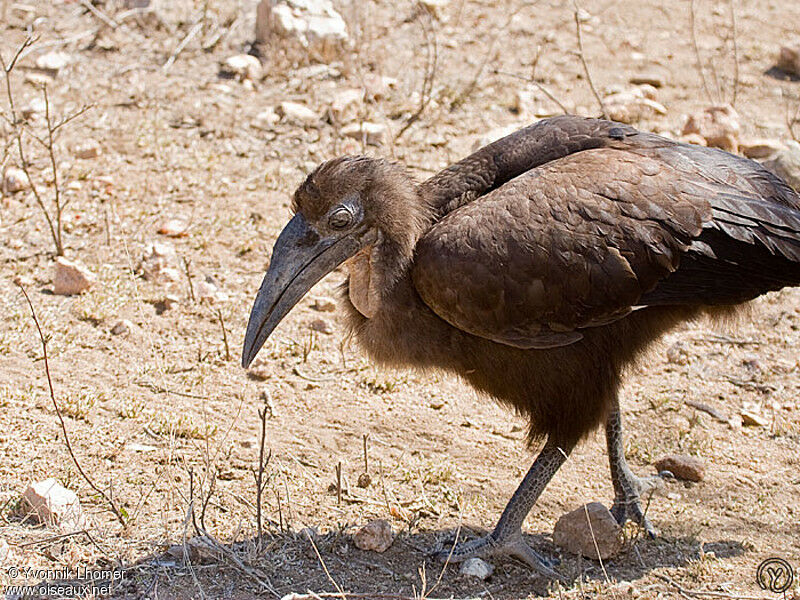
[17,283,129,528]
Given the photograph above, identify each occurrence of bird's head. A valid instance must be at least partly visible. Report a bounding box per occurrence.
[242,156,430,367]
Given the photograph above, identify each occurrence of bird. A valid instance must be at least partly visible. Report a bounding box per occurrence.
[242,115,800,578]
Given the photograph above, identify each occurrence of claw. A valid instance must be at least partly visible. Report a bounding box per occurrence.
[435,532,566,581]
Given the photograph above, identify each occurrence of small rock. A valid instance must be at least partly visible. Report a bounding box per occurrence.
[680,133,708,146]
[313,297,336,312]
[21,478,87,532]
[53,257,95,295]
[157,218,189,237]
[604,86,667,124]
[253,108,280,130]
[763,142,800,192]
[357,472,372,488]
[166,537,222,564]
[353,519,394,553]
[728,414,743,429]
[72,139,101,160]
[739,138,783,160]
[297,526,319,539]
[459,557,494,580]
[740,410,769,427]
[653,454,705,482]
[2,167,30,193]
[277,101,319,126]
[629,73,665,88]
[682,105,740,152]
[21,98,46,119]
[552,502,623,560]
[310,318,334,334]
[419,0,450,20]
[195,278,228,302]
[248,356,271,380]
[329,88,363,122]
[111,319,133,335]
[341,121,387,146]
[140,241,179,282]
[222,54,262,81]
[256,0,348,57]
[35,51,71,73]
[125,443,158,452]
[363,74,397,101]
[162,294,180,310]
[777,45,800,78]
[666,341,689,365]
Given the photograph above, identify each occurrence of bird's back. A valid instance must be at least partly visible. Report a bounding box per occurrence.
[413,116,800,350]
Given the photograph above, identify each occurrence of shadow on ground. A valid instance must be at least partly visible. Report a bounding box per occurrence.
[92,528,746,599]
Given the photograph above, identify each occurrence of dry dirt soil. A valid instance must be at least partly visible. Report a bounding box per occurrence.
[1,1,800,599]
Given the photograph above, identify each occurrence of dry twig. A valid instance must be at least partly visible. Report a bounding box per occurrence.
[17,283,128,527]
[573,2,607,119]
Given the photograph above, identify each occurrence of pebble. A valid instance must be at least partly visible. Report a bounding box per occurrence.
[72,139,101,160]
[653,454,705,482]
[681,105,741,152]
[629,73,665,88]
[739,138,783,160]
[329,88,363,122]
[777,45,800,77]
[256,0,349,50]
[222,54,262,81]
[248,356,271,380]
[313,297,336,312]
[604,86,667,124]
[666,341,689,365]
[353,519,394,553]
[140,241,179,282]
[111,319,134,336]
[552,502,623,560]
[740,410,769,427]
[420,0,450,20]
[310,318,334,334]
[252,108,280,130]
[3,167,30,193]
[53,257,95,295]
[21,478,87,532]
[35,51,71,73]
[763,142,800,192]
[21,98,46,120]
[459,557,494,579]
[341,121,388,146]
[157,218,189,237]
[277,101,319,126]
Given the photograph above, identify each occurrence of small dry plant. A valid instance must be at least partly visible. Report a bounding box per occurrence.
[0,37,91,256]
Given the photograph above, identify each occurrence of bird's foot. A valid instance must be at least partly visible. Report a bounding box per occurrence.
[610,474,665,539]
[435,530,564,581]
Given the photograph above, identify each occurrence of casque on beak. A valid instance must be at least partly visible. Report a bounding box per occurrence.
[242,213,361,368]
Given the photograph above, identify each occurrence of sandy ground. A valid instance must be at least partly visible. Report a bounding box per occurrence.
[1,0,799,598]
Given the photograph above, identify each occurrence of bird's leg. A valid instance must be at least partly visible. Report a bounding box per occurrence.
[605,400,662,538]
[436,439,572,579]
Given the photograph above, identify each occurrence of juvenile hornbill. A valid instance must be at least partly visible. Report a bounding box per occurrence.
[242,116,800,578]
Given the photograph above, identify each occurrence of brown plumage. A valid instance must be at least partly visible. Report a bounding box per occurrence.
[242,116,800,577]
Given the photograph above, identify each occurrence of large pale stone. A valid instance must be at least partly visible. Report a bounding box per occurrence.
[21,479,87,532]
[256,0,348,59]
[353,519,394,553]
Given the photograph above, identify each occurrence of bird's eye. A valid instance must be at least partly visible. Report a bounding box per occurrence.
[328,207,353,230]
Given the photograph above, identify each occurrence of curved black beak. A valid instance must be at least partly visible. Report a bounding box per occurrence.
[242,213,360,368]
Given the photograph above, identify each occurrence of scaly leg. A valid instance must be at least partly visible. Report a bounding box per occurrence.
[606,399,663,538]
[436,439,573,580]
